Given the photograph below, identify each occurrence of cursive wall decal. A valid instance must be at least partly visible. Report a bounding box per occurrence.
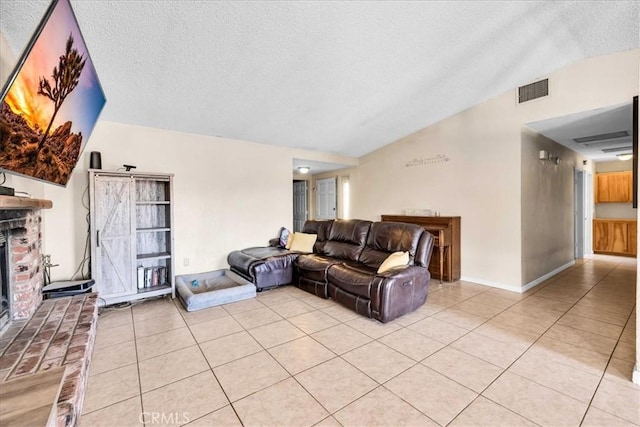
[405,154,450,167]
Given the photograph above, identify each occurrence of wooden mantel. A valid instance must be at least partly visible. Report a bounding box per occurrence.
[0,195,53,210]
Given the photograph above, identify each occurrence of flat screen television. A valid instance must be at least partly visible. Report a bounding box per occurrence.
[0,0,105,187]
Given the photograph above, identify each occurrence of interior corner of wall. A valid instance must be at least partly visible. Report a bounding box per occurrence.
[459,276,523,293]
[522,260,575,292]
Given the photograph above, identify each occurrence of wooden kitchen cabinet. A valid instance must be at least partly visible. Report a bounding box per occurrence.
[593,219,637,256]
[595,171,632,203]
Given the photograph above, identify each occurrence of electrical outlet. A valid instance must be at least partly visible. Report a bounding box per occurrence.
[183,258,189,266]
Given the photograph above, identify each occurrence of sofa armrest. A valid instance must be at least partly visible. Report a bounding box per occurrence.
[269,237,282,247]
[370,265,430,322]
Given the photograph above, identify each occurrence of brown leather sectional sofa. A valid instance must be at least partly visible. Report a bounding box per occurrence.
[227,219,434,322]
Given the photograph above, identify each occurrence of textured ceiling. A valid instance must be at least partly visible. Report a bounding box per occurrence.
[1,1,638,158]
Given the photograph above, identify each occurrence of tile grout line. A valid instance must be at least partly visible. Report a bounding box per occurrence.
[409,261,621,426]
[132,298,146,427]
[466,262,624,426]
[189,290,353,425]
[227,290,421,421]
[577,305,637,426]
[82,304,143,422]
[85,257,635,426]
[172,297,246,427]
[234,296,336,424]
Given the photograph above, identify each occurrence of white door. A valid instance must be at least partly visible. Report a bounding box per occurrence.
[574,169,585,259]
[293,180,308,232]
[316,177,337,219]
[574,168,594,258]
[584,171,593,254]
[94,176,136,298]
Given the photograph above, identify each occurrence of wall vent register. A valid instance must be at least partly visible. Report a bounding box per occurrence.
[518,79,548,103]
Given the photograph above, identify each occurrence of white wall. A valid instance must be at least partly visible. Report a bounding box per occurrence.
[594,159,635,219]
[520,128,593,285]
[41,121,294,280]
[347,49,639,290]
[350,96,523,289]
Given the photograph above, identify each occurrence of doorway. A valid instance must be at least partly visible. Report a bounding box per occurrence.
[293,180,308,232]
[316,177,337,219]
[574,168,593,258]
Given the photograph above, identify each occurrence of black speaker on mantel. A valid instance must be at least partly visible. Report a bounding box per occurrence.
[90,151,102,169]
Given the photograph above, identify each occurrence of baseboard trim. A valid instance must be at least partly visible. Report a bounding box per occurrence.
[634,363,640,385]
[522,260,575,293]
[459,276,522,293]
[460,260,576,294]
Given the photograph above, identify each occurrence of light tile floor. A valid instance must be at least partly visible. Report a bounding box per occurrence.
[81,255,638,426]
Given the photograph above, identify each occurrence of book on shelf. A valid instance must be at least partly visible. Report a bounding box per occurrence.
[158,266,167,285]
[137,265,168,289]
[137,266,144,290]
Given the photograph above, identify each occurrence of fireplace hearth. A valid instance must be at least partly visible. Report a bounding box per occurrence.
[0,195,99,426]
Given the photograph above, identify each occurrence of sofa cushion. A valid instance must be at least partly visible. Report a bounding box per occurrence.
[327,263,377,299]
[302,220,332,241]
[285,233,295,249]
[323,219,372,261]
[278,227,291,248]
[302,220,333,253]
[295,254,343,282]
[358,222,425,269]
[289,232,317,253]
[377,251,409,273]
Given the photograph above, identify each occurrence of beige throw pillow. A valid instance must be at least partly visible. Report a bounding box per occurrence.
[285,233,295,249]
[377,251,409,273]
[288,232,317,253]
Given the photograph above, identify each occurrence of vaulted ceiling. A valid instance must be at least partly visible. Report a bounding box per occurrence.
[1,1,638,159]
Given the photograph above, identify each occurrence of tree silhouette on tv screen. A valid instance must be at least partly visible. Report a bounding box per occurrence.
[37,33,85,152]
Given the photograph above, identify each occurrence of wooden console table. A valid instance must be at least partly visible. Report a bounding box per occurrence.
[381,215,461,282]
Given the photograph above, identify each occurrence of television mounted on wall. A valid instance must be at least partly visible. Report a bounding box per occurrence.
[0,0,105,187]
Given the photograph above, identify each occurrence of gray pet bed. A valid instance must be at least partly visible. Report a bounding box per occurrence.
[176,269,256,311]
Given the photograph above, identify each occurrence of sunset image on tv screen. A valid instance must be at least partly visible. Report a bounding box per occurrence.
[0,0,105,186]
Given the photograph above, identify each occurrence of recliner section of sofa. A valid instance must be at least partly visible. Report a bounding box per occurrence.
[296,219,434,322]
[295,219,371,298]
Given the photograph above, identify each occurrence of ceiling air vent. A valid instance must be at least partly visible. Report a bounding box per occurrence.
[573,130,630,144]
[601,146,633,153]
[518,79,548,103]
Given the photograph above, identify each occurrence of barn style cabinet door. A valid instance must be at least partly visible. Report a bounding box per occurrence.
[90,170,175,306]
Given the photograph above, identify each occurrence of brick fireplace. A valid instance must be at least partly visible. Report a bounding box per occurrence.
[0,199,99,427]
[0,209,44,327]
